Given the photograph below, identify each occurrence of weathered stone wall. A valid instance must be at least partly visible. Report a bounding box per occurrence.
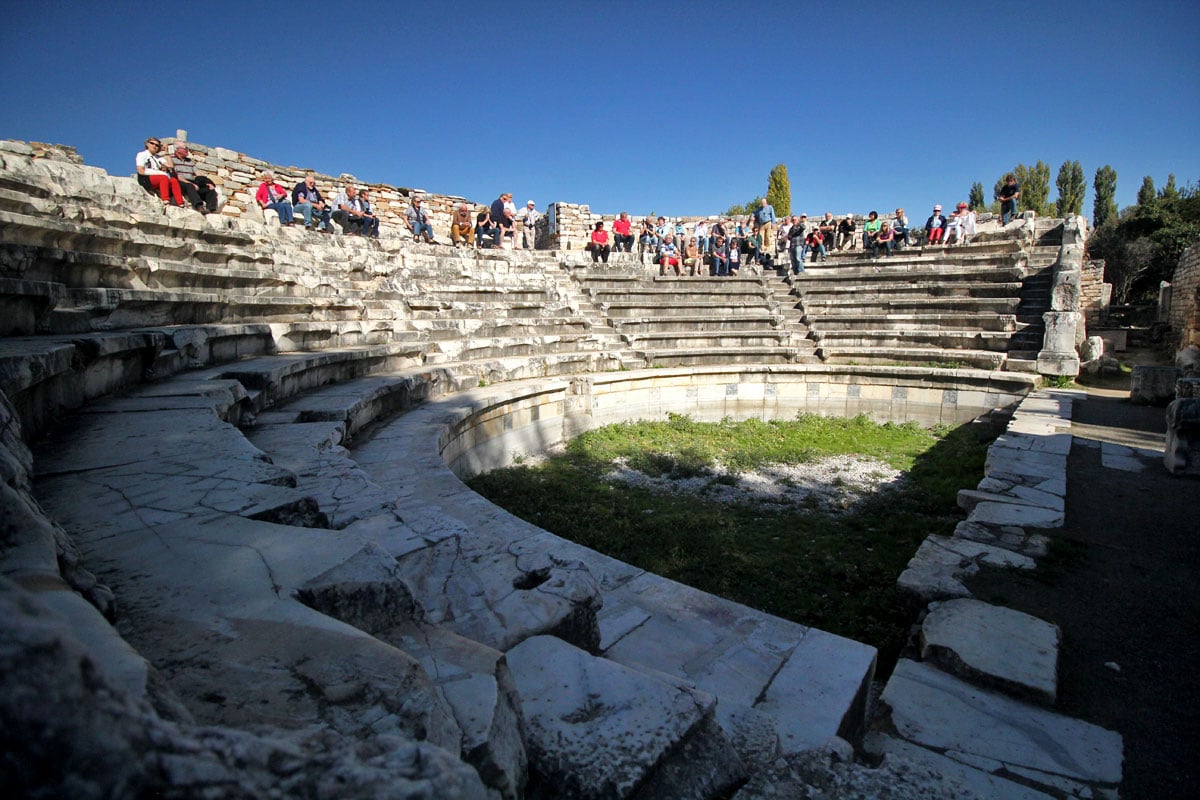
[1169,244,1200,350]
[1080,259,1111,323]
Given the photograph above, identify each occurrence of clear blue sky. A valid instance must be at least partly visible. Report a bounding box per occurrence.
[3,1,1198,219]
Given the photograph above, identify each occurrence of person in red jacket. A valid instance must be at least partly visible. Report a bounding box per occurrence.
[588,221,611,263]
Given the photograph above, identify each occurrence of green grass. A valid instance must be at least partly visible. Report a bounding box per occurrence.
[467,413,1000,670]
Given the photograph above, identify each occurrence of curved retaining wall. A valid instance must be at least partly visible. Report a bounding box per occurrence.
[435,365,1037,477]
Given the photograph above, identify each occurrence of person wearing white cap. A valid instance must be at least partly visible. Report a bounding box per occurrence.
[924,204,947,245]
[944,201,975,246]
[520,200,539,250]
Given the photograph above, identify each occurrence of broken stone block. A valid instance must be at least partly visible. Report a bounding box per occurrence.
[920,598,1060,705]
[506,635,744,800]
[880,660,1122,793]
[1129,365,1181,405]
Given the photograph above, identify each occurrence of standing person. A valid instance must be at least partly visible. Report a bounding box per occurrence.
[451,203,474,246]
[787,215,806,274]
[406,196,436,243]
[613,212,635,252]
[256,171,295,226]
[520,200,539,249]
[754,197,776,260]
[588,221,611,264]
[503,194,519,246]
[135,137,184,207]
[998,174,1021,225]
[694,219,709,254]
[170,143,219,213]
[292,171,331,231]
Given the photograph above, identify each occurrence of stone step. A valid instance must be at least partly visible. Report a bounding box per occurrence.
[802,296,1021,315]
[797,281,1025,300]
[635,346,818,367]
[621,330,796,349]
[811,329,1014,352]
[606,301,779,318]
[818,346,1006,370]
[807,312,1019,332]
[611,314,786,333]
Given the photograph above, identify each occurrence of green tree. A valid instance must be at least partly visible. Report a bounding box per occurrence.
[1137,176,1156,206]
[969,182,985,211]
[725,196,760,217]
[1160,174,1179,201]
[1093,165,1118,228]
[767,164,791,218]
[1013,161,1052,215]
[1054,160,1086,217]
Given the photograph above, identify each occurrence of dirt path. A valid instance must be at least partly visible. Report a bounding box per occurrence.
[966,365,1200,799]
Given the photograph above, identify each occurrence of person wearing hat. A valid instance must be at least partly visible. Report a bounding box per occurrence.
[924,205,947,245]
[170,143,219,213]
[944,202,973,246]
[520,200,539,250]
[836,214,857,251]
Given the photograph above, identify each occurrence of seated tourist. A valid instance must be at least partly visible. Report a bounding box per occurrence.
[872,221,895,258]
[135,137,185,207]
[862,211,881,250]
[805,228,827,263]
[892,207,910,246]
[613,212,635,252]
[406,196,436,243]
[818,213,837,253]
[357,189,381,238]
[711,234,730,276]
[490,192,516,248]
[256,171,295,226]
[588,221,611,264]
[943,202,973,245]
[684,237,702,276]
[332,185,368,235]
[728,234,742,275]
[475,209,496,248]
[450,203,474,246]
[924,205,946,245]
[657,233,682,276]
[170,143,219,213]
[837,214,857,250]
[639,216,659,254]
[291,172,331,231]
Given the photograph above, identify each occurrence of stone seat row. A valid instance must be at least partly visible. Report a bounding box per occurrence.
[7,329,879,798]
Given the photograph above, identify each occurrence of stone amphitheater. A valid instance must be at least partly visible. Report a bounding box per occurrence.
[1,138,1132,799]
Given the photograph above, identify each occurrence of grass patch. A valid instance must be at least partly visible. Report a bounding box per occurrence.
[467,413,1000,671]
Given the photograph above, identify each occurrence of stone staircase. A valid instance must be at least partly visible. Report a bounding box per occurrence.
[782,235,1060,371]
[575,271,820,366]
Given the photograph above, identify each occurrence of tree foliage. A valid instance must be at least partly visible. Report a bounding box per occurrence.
[1093,165,1118,228]
[725,196,761,217]
[969,182,985,211]
[1087,181,1200,302]
[1054,161,1086,217]
[767,164,791,218]
[1161,174,1179,201]
[1137,176,1157,206]
[1014,162,1052,215]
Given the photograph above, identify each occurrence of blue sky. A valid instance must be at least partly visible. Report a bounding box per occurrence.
[3,1,1198,219]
